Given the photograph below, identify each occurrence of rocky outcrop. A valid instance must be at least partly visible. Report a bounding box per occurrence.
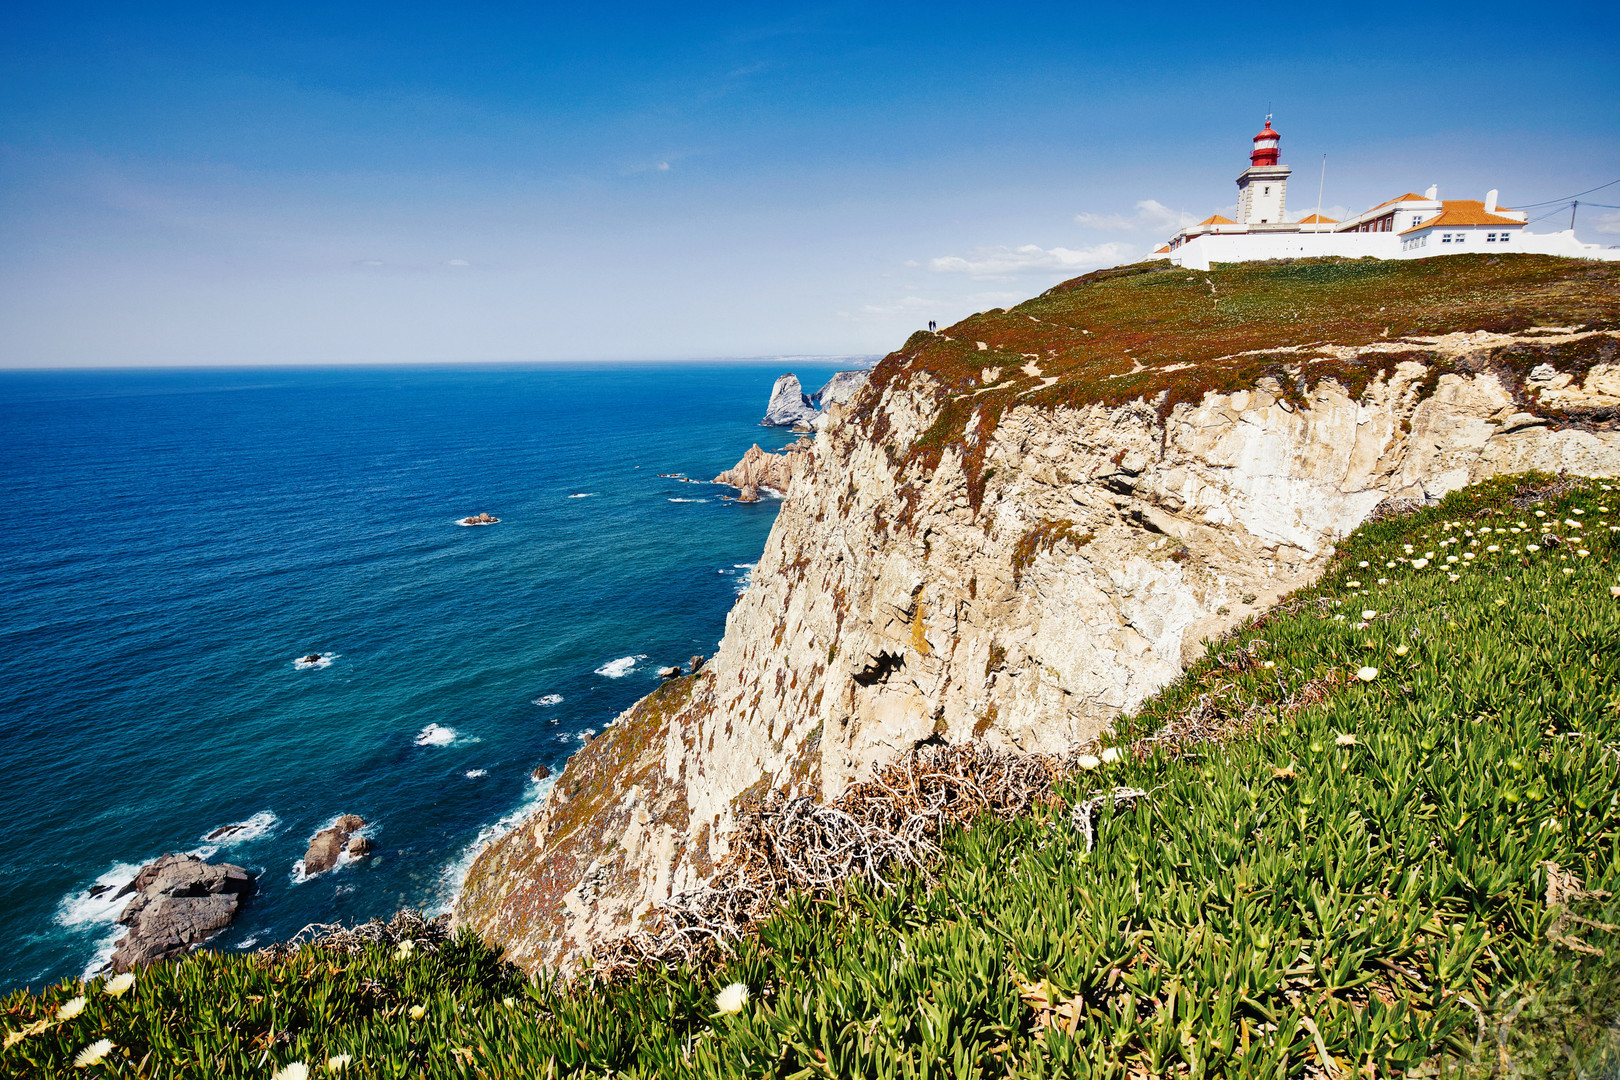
[762,374,820,427]
[761,370,871,427]
[303,815,367,876]
[457,318,1620,973]
[713,441,812,501]
[812,370,869,410]
[109,854,255,972]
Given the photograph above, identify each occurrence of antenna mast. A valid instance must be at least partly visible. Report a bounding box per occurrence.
[1314,155,1327,233]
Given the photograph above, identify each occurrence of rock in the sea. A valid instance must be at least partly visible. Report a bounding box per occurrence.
[303,814,367,877]
[109,854,254,973]
[531,764,552,781]
[690,655,705,673]
[714,442,811,500]
[347,835,372,859]
[657,665,681,679]
[761,374,821,427]
[811,369,868,410]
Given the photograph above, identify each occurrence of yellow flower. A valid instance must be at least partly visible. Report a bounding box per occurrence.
[1563,568,1575,575]
[1394,644,1409,656]
[1335,733,1357,746]
[102,972,135,998]
[408,1004,426,1021]
[715,982,750,1015]
[1577,549,1590,557]
[1527,545,1540,553]
[325,1054,353,1072]
[272,1065,310,1080]
[56,996,86,1021]
[1356,666,1379,682]
[73,1039,114,1068]
[1411,558,1429,569]
[1486,545,1499,552]
[395,940,416,959]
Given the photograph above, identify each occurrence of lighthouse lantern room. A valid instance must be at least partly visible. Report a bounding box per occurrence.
[1235,117,1290,225]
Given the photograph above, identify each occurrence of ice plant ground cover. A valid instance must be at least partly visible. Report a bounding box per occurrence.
[3,471,1618,1078]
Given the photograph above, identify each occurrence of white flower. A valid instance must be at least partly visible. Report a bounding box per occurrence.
[1527,545,1540,553]
[1535,510,1547,517]
[1486,545,1499,552]
[1360,610,1377,620]
[1446,555,1459,564]
[1262,659,1276,668]
[325,1054,353,1072]
[1424,551,1435,559]
[395,940,415,959]
[1563,567,1576,575]
[1448,573,1460,582]
[1356,666,1379,682]
[1411,558,1429,569]
[1334,613,1346,621]
[1463,552,1475,560]
[1076,754,1101,770]
[1335,732,1357,746]
[102,972,135,998]
[1099,747,1122,764]
[272,1065,310,1080]
[1577,550,1590,557]
[1346,579,1361,587]
[1377,577,1389,585]
[1609,586,1620,597]
[715,982,750,1015]
[56,996,86,1021]
[408,1004,426,1020]
[73,1039,114,1067]
[1358,560,1368,567]
[1394,644,1409,656]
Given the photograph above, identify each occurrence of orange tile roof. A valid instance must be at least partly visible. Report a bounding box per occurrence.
[1153,245,1170,253]
[1196,214,1236,226]
[1296,214,1340,224]
[1364,192,1432,214]
[1399,200,1524,234]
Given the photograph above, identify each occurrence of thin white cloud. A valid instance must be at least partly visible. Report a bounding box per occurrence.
[1594,210,1620,236]
[1074,200,1192,233]
[448,259,470,267]
[928,242,1127,278]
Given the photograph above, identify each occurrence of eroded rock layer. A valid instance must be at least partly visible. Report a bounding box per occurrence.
[455,258,1620,973]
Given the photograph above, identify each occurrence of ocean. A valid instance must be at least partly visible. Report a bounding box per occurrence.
[0,361,849,994]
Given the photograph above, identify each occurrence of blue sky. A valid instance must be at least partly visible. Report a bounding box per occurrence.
[3,1,1617,367]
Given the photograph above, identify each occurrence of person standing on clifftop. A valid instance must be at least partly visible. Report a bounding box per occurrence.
[928,320,936,331]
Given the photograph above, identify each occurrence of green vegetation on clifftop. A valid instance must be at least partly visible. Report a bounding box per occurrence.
[6,472,1619,1077]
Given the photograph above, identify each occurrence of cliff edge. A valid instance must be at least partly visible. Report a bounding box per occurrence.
[455,255,1620,972]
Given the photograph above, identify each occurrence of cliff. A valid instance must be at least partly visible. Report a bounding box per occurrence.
[761,369,871,427]
[454,255,1620,972]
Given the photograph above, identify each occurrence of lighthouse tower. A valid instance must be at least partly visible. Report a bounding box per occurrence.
[1235,118,1290,225]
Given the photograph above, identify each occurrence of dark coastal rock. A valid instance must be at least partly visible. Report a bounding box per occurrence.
[301,654,322,665]
[347,835,372,859]
[762,374,821,427]
[531,764,552,782]
[657,665,681,679]
[108,854,255,973]
[460,512,500,526]
[303,814,367,877]
[690,655,705,673]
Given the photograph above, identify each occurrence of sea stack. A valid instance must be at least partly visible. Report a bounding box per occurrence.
[303,815,368,876]
[108,854,255,973]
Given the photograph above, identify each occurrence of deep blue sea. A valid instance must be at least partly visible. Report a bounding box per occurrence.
[0,362,848,994]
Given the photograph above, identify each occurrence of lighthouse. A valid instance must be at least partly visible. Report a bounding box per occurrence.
[1235,117,1290,225]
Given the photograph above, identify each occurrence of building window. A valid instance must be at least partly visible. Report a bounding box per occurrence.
[1263,186,1270,195]
[1486,232,1498,242]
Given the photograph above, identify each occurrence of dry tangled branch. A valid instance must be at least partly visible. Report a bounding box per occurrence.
[588,742,1065,981]
[1543,861,1616,957]
[1070,787,1152,852]
[259,909,451,962]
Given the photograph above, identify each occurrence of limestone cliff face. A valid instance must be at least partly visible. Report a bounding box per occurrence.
[454,326,1620,972]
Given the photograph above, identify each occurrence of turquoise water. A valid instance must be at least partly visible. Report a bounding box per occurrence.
[0,362,843,993]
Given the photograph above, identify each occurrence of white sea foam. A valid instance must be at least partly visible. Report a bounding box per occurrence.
[531,694,563,706]
[414,723,457,747]
[465,769,487,779]
[200,810,279,848]
[594,655,646,678]
[733,562,757,595]
[290,814,378,884]
[567,493,597,498]
[55,861,145,978]
[292,652,337,670]
[667,498,709,503]
[236,935,261,950]
[432,773,557,915]
[576,728,597,742]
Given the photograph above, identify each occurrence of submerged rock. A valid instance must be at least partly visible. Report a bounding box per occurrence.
[303,814,367,877]
[109,854,255,972]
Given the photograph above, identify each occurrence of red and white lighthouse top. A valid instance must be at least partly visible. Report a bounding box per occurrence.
[1250,120,1281,166]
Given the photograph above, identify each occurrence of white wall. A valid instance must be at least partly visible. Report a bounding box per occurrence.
[1169,227,1620,270]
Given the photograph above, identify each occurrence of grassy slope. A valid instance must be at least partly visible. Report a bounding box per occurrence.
[6,472,1619,1078]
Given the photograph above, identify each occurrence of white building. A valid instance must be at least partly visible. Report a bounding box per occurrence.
[1157,120,1619,270]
